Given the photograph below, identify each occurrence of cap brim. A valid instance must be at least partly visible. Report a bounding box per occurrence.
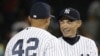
[50,15,55,18]
[58,15,77,21]
[65,15,76,20]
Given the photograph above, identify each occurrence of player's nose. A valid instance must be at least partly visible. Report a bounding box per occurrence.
[63,23,70,28]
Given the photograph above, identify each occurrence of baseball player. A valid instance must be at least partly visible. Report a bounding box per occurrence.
[4,2,65,56]
[58,8,98,56]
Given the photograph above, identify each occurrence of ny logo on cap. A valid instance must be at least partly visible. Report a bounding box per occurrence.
[64,9,70,14]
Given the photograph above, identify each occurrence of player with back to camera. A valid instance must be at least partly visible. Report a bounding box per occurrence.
[58,8,98,56]
[4,2,65,56]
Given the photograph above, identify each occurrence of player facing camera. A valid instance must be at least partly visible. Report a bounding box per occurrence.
[58,8,82,38]
[58,7,98,56]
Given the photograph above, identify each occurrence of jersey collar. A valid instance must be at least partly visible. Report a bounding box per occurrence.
[62,35,80,45]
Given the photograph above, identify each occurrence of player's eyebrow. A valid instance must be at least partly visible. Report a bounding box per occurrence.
[59,16,74,22]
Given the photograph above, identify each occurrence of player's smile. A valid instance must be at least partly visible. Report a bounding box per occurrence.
[62,27,74,37]
[63,28,70,33]
[59,17,82,38]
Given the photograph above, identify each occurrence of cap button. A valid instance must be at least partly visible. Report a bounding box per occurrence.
[33,15,37,18]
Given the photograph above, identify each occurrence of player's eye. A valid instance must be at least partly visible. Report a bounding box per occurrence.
[67,20,73,24]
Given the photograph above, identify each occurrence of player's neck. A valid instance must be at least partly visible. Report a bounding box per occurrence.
[31,24,47,30]
[30,19,48,30]
[63,34,80,45]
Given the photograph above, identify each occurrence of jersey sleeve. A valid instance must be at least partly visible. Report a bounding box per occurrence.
[4,41,12,56]
[89,40,98,56]
[44,39,65,56]
[4,36,16,56]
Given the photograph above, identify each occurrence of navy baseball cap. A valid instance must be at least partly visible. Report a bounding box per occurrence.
[58,8,80,20]
[30,2,52,19]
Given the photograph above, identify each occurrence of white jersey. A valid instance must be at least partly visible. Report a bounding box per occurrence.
[5,27,65,56]
[58,35,98,56]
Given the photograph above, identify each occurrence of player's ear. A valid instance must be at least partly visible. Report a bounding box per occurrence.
[77,20,82,28]
[46,17,51,25]
[44,17,51,29]
[44,17,51,26]
[28,16,31,22]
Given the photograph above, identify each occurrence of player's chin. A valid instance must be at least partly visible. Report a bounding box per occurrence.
[62,33,70,37]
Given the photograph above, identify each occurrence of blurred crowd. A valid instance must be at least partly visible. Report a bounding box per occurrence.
[0,0,100,56]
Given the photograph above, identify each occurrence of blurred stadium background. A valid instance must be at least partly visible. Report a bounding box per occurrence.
[0,0,100,56]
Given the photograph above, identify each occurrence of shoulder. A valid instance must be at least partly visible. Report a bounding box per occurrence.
[58,37,63,40]
[80,35,94,41]
[29,27,59,41]
[27,27,53,36]
[80,35,96,45]
[80,35,98,53]
[46,37,62,48]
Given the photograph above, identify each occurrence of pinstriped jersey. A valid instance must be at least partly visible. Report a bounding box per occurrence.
[5,27,65,56]
[58,35,98,56]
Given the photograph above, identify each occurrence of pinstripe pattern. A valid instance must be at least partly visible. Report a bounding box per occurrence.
[58,35,98,56]
[4,27,65,56]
